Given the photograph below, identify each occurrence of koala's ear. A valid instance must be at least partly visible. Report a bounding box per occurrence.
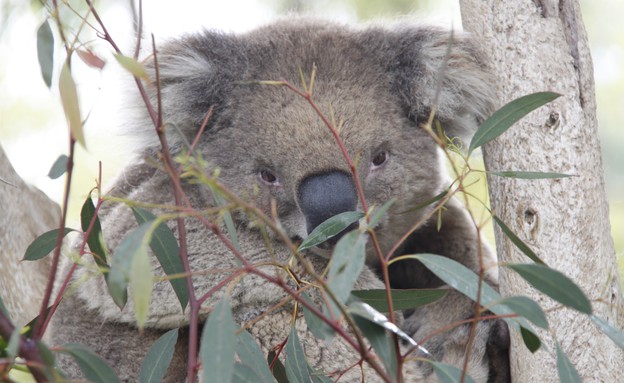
[383,27,497,144]
[139,31,248,142]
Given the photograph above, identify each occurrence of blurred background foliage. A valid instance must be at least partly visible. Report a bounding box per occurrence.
[0,0,622,282]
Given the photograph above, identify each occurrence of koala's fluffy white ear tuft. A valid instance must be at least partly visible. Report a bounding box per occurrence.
[383,27,497,145]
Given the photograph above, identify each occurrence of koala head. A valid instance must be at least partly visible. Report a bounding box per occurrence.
[138,19,495,259]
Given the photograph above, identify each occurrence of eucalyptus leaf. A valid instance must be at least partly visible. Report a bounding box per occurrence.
[23,228,75,261]
[300,292,335,342]
[61,343,121,383]
[506,263,592,314]
[489,171,571,179]
[59,62,85,148]
[351,289,446,312]
[209,187,240,253]
[556,343,582,383]
[132,207,188,310]
[36,20,54,88]
[591,315,624,349]
[367,199,396,228]
[492,216,545,265]
[236,331,275,383]
[491,296,549,329]
[469,92,561,153]
[81,197,109,269]
[200,299,236,383]
[347,300,427,355]
[352,315,397,377]
[7,328,20,359]
[400,190,448,214]
[114,54,149,80]
[48,154,69,179]
[0,296,9,320]
[284,325,313,383]
[325,231,366,317]
[400,254,538,339]
[107,221,154,309]
[520,326,541,353]
[298,211,363,252]
[130,241,153,329]
[140,329,178,383]
[267,350,289,383]
[428,361,476,383]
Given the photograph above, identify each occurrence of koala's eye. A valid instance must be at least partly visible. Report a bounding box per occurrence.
[259,169,279,185]
[371,150,388,168]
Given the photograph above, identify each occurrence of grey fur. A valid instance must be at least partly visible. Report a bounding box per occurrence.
[50,19,508,382]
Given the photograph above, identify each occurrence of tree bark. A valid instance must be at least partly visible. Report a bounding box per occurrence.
[0,145,59,328]
[459,0,624,381]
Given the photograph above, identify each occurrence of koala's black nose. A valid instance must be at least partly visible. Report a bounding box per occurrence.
[298,171,358,244]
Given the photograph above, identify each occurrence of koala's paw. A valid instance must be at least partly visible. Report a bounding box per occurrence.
[402,291,510,383]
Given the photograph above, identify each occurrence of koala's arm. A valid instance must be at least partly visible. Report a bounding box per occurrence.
[385,198,510,383]
[388,197,498,290]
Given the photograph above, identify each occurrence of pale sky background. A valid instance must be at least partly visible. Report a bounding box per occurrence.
[0,0,622,259]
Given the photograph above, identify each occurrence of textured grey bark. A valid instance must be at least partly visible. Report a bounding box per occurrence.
[0,145,59,328]
[459,0,624,381]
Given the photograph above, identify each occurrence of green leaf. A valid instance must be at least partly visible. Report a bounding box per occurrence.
[8,328,20,359]
[37,341,58,380]
[347,300,426,354]
[23,228,74,261]
[268,350,289,383]
[132,207,188,310]
[428,361,476,383]
[493,216,545,265]
[130,241,153,329]
[209,187,240,253]
[491,296,549,329]
[469,92,561,153]
[367,199,396,228]
[201,299,236,383]
[140,329,178,383]
[352,315,397,377]
[400,254,538,336]
[284,325,313,383]
[325,231,366,316]
[300,292,335,342]
[298,211,364,252]
[60,343,121,383]
[59,62,86,148]
[591,315,624,349]
[107,221,153,309]
[232,363,272,383]
[81,197,109,270]
[48,154,68,179]
[506,263,592,314]
[36,20,54,88]
[400,190,448,214]
[22,306,53,338]
[114,54,149,80]
[351,289,447,313]
[235,331,275,383]
[0,295,10,320]
[520,326,541,353]
[489,171,572,179]
[556,343,582,383]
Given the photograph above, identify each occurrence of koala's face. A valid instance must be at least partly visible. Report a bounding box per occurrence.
[202,79,443,256]
[150,20,494,257]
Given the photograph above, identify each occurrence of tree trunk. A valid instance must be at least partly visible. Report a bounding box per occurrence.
[0,146,59,328]
[459,1,624,381]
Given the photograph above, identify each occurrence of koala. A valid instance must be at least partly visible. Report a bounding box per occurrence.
[49,18,510,382]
